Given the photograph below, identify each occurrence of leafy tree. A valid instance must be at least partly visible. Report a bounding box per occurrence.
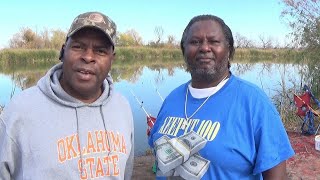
[126,29,143,46]
[116,29,142,46]
[117,33,136,46]
[281,0,320,50]
[50,29,66,49]
[281,0,320,96]
[9,27,42,49]
[9,27,66,49]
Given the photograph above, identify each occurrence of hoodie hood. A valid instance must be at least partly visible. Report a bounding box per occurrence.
[37,62,114,108]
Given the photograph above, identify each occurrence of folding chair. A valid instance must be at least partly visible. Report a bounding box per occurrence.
[293,85,320,135]
[147,116,156,136]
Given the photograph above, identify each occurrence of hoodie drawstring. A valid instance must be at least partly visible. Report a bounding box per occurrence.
[100,105,112,156]
[75,106,112,177]
[74,108,84,176]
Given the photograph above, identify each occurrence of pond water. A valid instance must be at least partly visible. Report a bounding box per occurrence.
[0,74,22,105]
[0,62,304,156]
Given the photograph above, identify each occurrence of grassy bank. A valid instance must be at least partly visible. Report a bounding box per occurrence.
[0,47,183,62]
[235,48,306,63]
[0,47,311,64]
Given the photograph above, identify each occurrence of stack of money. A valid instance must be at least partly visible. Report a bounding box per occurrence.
[154,135,170,147]
[178,132,207,155]
[154,135,175,177]
[176,153,210,180]
[156,140,184,173]
[154,136,177,176]
[156,154,210,180]
[154,131,207,175]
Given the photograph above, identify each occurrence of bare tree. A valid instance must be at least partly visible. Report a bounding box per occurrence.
[166,35,177,47]
[234,33,253,48]
[258,34,273,49]
[154,26,164,45]
[40,28,50,49]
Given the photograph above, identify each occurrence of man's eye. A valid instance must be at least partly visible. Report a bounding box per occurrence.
[72,45,82,49]
[208,40,219,45]
[190,40,201,45]
[95,49,108,55]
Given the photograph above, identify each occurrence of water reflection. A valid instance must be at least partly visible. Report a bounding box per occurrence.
[0,60,318,155]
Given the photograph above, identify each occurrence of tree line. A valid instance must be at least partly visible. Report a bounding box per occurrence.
[5,0,320,52]
[7,26,178,50]
[6,25,297,50]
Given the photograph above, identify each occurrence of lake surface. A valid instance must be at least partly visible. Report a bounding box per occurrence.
[0,62,304,156]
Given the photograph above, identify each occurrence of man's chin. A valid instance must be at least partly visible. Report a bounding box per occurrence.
[191,71,216,82]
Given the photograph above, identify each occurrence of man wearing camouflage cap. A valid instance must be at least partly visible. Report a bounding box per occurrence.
[0,12,134,180]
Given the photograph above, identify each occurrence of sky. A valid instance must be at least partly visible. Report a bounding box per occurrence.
[0,0,290,49]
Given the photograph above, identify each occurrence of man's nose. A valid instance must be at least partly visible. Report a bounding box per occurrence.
[199,40,211,52]
[82,48,95,63]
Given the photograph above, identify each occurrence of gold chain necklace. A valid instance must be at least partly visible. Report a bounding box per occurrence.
[184,74,229,123]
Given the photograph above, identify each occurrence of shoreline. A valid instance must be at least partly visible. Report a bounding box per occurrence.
[133,155,155,179]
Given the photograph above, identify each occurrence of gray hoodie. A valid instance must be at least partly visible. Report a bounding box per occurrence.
[0,63,134,180]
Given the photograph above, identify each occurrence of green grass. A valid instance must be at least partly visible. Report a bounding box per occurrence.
[234,48,306,63]
[0,47,312,64]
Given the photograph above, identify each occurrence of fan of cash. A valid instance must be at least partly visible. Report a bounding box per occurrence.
[154,131,210,180]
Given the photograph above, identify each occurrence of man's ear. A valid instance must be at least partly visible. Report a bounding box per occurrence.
[59,44,65,61]
[111,52,116,64]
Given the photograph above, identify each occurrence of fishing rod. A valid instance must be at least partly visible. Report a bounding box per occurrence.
[130,89,156,135]
[152,83,164,102]
[130,89,151,117]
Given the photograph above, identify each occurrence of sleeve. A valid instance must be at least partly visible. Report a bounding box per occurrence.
[252,92,295,174]
[124,113,134,180]
[0,116,22,180]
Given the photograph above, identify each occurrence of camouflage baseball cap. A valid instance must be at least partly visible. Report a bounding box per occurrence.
[67,12,117,46]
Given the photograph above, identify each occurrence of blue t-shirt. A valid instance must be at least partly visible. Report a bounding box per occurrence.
[149,74,294,180]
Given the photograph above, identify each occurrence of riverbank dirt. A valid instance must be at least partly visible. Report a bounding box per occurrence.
[287,131,320,179]
[132,155,155,180]
[132,131,320,180]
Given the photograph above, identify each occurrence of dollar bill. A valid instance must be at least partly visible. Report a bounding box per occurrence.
[176,154,210,180]
[178,131,207,155]
[154,135,170,147]
[156,141,184,173]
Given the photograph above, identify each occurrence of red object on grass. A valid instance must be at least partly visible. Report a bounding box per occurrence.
[294,92,312,117]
